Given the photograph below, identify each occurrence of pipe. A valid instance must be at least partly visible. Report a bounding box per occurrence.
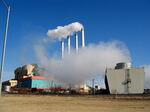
[61,40,64,59]
[75,33,78,53]
[81,28,85,48]
[67,35,70,54]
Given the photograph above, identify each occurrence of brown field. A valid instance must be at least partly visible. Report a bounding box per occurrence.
[0,95,150,112]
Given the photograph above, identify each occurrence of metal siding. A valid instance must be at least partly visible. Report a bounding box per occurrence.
[18,80,32,88]
[31,80,64,89]
[106,68,145,94]
[107,69,126,94]
[129,68,145,94]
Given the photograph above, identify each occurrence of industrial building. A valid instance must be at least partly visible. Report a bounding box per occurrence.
[18,76,65,90]
[15,64,66,90]
[2,64,66,93]
[105,62,145,94]
[2,79,17,92]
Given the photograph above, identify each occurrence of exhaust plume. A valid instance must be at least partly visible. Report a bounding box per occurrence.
[35,41,131,85]
[47,22,83,40]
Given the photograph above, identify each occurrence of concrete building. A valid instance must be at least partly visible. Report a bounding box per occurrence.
[105,62,145,94]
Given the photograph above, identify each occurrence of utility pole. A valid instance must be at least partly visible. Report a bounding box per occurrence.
[92,79,95,95]
[0,0,10,95]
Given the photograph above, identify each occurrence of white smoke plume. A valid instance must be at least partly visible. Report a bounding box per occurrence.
[47,22,83,40]
[35,41,131,85]
[143,65,150,89]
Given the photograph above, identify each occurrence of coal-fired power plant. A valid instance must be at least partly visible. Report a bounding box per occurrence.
[2,22,146,95]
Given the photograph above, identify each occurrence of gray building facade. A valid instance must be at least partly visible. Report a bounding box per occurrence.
[105,63,145,94]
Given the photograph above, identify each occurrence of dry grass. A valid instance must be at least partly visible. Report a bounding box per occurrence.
[0,95,150,112]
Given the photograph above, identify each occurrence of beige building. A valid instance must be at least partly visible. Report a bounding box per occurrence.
[2,80,17,87]
[2,80,18,92]
[105,63,145,94]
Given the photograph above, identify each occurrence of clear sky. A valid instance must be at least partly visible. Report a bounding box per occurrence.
[0,0,150,81]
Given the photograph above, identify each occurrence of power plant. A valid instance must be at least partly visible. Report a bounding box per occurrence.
[0,1,150,112]
[1,22,146,95]
[3,62,145,95]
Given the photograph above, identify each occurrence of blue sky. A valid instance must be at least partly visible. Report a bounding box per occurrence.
[0,0,150,81]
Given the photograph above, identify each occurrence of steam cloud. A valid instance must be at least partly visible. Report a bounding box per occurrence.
[47,22,83,40]
[143,65,150,89]
[35,41,131,85]
[36,22,150,88]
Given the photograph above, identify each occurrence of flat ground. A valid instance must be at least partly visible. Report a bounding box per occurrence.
[0,95,150,112]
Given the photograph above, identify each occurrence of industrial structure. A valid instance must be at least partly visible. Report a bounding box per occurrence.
[59,28,92,94]
[2,64,66,93]
[2,62,146,95]
[105,62,145,94]
[18,76,64,90]
[2,79,17,92]
[14,64,41,79]
[2,63,93,94]
[2,26,93,94]
[2,20,146,95]
[61,28,85,58]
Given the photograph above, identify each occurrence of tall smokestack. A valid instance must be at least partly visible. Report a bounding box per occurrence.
[75,33,78,53]
[67,35,70,54]
[61,40,64,59]
[81,28,85,48]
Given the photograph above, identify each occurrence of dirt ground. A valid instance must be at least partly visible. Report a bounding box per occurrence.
[0,95,150,112]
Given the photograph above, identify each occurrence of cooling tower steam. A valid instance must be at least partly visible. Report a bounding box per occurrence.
[35,41,131,85]
[47,22,83,40]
